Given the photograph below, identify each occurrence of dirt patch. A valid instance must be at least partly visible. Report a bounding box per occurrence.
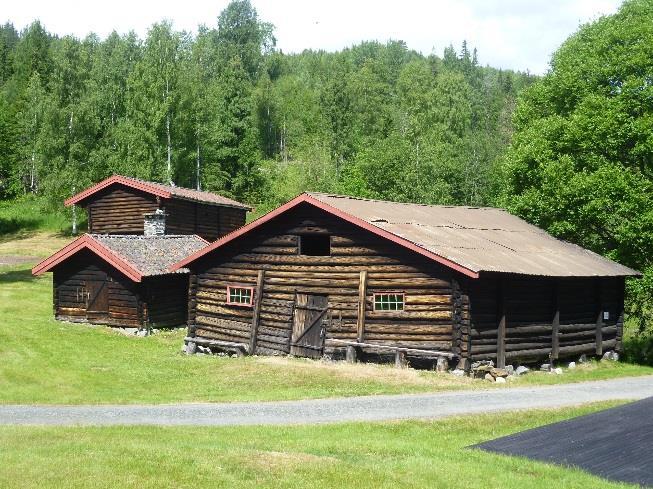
[244,450,340,472]
[0,232,71,258]
[255,356,475,387]
[0,255,41,266]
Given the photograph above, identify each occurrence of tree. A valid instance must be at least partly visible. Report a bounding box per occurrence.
[215,0,275,81]
[499,0,653,330]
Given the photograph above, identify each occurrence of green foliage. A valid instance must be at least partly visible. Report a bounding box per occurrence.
[499,0,653,337]
[0,2,531,214]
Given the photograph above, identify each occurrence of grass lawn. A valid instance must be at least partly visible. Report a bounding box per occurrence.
[1,232,652,405]
[0,403,637,489]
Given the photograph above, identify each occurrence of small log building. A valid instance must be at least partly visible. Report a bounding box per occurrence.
[33,175,252,328]
[65,175,251,241]
[172,193,640,368]
[32,234,207,328]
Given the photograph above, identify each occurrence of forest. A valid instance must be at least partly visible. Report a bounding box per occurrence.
[0,0,652,354]
[0,1,532,209]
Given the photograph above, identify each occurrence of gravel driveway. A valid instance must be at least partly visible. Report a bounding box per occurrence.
[1,376,652,426]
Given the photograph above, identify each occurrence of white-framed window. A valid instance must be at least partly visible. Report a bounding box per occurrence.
[226,285,254,307]
[373,293,405,311]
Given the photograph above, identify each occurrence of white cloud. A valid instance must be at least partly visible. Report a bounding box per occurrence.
[2,0,623,74]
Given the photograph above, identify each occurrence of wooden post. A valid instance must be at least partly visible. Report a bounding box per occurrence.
[346,345,357,363]
[595,279,603,356]
[249,270,265,355]
[436,356,448,372]
[615,278,625,353]
[356,270,368,342]
[551,280,560,360]
[395,349,407,368]
[496,279,506,369]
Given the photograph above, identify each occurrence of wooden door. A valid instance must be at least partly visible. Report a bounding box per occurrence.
[86,279,109,319]
[290,294,329,358]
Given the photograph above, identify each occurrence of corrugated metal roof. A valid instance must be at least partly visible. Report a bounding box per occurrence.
[307,193,639,278]
[91,234,207,276]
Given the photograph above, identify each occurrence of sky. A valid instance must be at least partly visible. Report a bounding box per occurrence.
[3,0,623,74]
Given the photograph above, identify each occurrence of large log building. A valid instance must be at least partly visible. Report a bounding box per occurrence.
[172,193,639,368]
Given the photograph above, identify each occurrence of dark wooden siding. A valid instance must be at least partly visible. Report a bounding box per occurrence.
[143,274,189,327]
[87,187,159,234]
[52,250,142,327]
[166,200,246,241]
[189,204,457,357]
[467,275,625,365]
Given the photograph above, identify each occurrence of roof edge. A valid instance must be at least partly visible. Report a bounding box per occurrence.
[64,175,252,210]
[170,193,480,278]
[32,234,144,282]
[64,175,171,207]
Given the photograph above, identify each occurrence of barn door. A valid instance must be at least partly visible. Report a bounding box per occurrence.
[290,294,329,358]
[86,279,109,319]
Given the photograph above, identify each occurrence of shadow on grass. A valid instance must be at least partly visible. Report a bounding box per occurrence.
[0,268,38,283]
[0,216,42,235]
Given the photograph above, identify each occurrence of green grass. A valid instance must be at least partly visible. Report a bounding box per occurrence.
[0,403,637,488]
[1,255,652,405]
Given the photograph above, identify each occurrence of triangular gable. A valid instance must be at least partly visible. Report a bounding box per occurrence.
[32,235,144,282]
[170,193,480,278]
[64,175,170,207]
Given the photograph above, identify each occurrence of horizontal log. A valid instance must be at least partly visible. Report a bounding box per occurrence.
[327,339,457,358]
[364,324,452,335]
[184,336,248,353]
[218,262,433,274]
[363,333,452,342]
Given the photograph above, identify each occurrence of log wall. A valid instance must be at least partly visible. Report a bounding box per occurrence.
[52,249,142,327]
[188,204,458,357]
[85,184,246,240]
[87,187,158,234]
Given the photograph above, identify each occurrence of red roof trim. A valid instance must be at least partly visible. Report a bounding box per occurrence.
[31,235,144,282]
[170,193,480,279]
[64,175,171,207]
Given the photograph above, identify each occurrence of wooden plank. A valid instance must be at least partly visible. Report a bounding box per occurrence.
[249,270,265,355]
[496,279,507,368]
[552,280,560,360]
[357,270,367,342]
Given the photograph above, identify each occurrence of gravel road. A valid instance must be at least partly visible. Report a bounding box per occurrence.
[1,376,652,426]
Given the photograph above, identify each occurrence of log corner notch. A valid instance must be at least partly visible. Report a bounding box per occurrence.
[248,269,266,355]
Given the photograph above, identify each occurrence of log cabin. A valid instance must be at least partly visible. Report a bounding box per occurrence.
[32,234,207,328]
[171,192,640,369]
[65,175,251,241]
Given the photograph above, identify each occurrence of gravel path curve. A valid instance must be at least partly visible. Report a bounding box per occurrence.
[1,376,652,426]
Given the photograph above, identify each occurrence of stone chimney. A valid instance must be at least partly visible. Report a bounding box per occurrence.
[144,209,167,237]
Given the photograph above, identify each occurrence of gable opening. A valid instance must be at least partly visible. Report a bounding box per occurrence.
[299,234,331,256]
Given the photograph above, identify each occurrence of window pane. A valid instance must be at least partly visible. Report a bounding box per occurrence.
[228,287,253,305]
[374,293,404,311]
